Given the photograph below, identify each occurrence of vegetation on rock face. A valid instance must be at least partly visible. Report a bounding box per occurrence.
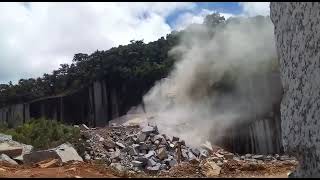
[0,118,81,150]
[0,13,278,109]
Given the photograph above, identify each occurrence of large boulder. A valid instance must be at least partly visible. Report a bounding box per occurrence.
[0,133,33,161]
[0,143,23,158]
[0,154,18,165]
[271,2,320,177]
[23,142,83,165]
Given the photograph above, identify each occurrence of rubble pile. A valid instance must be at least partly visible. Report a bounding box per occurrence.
[76,123,298,176]
[0,124,298,177]
[78,123,221,174]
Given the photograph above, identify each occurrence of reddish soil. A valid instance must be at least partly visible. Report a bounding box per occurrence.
[0,159,297,178]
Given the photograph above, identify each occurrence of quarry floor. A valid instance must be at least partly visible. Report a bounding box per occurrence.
[0,160,296,178]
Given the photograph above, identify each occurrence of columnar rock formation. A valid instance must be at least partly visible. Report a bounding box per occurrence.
[0,72,284,155]
[271,2,320,177]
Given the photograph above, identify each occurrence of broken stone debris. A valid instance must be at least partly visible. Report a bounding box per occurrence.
[73,122,297,175]
[0,154,18,165]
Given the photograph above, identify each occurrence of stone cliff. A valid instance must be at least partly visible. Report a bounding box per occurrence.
[271,2,320,177]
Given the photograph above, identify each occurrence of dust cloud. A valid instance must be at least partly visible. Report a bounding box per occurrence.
[142,15,282,147]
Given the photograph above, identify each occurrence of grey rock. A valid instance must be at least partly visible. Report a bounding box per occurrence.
[210,157,222,163]
[80,124,89,131]
[145,150,155,159]
[0,133,13,142]
[0,142,23,157]
[141,126,155,134]
[233,157,240,161]
[245,154,252,159]
[137,133,147,142]
[132,160,143,167]
[24,142,81,164]
[110,163,125,172]
[147,158,157,167]
[84,154,91,161]
[264,155,273,161]
[139,143,148,150]
[136,157,148,165]
[270,2,320,177]
[280,155,295,161]
[156,147,168,160]
[216,161,223,167]
[132,137,138,142]
[160,163,168,170]
[224,153,234,160]
[154,140,160,145]
[169,159,177,167]
[191,148,200,157]
[167,155,173,160]
[0,154,18,165]
[108,148,115,152]
[115,142,125,149]
[182,149,189,159]
[54,143,83,163]
[172,136,179,142]
[154,135,164,141]
[103,140,116,149]
[252,155,264,160]
[110,149,121,160]
[146,163,160,173]
[128,147,138,156]
[188,151,199,163]
[201,141,213,152]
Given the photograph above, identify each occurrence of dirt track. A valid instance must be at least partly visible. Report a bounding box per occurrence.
[0,160,296,178]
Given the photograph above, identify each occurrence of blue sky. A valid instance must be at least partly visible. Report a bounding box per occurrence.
[166,2,245,27]
[0,2,270,83]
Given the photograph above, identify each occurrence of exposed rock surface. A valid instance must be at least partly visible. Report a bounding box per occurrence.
[0,134,33,161]
[271,2,320,178]
[0,154,18,165]
[23,142,83,164]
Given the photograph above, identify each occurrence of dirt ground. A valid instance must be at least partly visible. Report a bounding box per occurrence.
[0,159,296,178]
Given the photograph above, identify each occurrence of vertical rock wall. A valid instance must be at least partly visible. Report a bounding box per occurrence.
[0,74,283,155]
[271,2,320,177]
[214,72,283,155]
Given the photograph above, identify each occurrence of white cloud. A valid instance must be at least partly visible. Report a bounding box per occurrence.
[173,9,234,31]
[239,2,270,17]
[0,2,195,84]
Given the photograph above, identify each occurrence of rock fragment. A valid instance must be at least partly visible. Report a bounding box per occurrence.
[0,154,18,165]
[156,147,168,160]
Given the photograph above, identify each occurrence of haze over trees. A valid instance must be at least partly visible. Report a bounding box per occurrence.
[0,13,277,108]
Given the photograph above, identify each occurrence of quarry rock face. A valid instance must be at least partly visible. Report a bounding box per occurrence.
[271,2,320,177]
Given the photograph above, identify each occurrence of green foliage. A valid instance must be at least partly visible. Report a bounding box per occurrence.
[0,118,80,150]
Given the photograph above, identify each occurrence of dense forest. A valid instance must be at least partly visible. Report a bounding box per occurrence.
[0,13,276,109]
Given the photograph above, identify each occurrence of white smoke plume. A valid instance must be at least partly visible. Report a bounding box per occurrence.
[142,15,282,148]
